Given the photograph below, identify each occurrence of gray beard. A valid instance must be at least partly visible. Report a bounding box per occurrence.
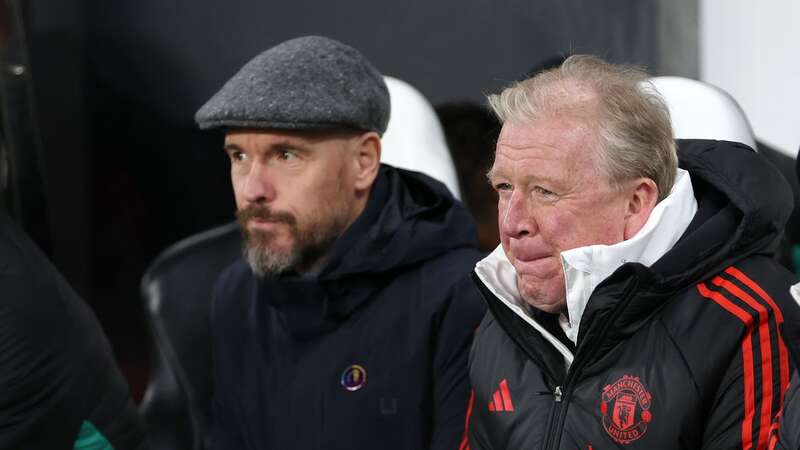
[243,239,299,277]
[236,177,351,277]
[240,215,349,278]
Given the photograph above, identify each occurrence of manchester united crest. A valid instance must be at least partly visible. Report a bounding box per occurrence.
[600,375,653,444]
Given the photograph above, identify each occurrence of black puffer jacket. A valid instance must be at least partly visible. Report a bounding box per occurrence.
[467,140,800,450]
[212,165,486,449]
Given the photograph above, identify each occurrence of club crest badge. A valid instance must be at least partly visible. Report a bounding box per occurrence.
[600,375,653,444]
[341,365,367,391]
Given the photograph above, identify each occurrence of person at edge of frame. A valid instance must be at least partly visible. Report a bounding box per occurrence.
[0,132,149,449]
[764,155,800,450]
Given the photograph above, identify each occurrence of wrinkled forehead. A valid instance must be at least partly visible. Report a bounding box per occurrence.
[493,116,602,174]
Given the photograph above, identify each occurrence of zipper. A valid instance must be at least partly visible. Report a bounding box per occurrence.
[542,384,564,450]
[539,383,563,450]
[542,276,642,450]
[537,385,563,402]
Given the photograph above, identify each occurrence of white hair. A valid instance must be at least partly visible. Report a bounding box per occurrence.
[488,55,677,201]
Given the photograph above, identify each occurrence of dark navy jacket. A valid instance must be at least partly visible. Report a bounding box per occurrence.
[467,140,800,449]
[211,165,486,449]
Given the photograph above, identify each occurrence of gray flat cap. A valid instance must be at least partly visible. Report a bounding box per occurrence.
[195,36,390,135]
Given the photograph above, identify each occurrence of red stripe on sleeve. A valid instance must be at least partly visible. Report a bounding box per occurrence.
[713,276,776,449]
[459,389,475,450]
[725,266,791,396]
[697,283,756,450]
[725,267,785,322]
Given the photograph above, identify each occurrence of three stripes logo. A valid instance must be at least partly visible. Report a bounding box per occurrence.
[696,266,791,450]
[488,379,514,412]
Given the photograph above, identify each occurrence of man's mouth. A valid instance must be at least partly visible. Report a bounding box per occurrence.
[511,248,552,263]
[236,205,296,227]
[246,219,286,232]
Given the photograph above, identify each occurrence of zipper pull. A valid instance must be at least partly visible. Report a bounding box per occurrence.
[554,386,563,402]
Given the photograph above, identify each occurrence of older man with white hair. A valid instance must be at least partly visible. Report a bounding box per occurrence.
[466,55,800,449]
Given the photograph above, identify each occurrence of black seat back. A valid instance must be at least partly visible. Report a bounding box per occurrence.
[139,222,242,450]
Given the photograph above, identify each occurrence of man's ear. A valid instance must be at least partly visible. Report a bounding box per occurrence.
[352,132,381,191]
[623,178,659,239]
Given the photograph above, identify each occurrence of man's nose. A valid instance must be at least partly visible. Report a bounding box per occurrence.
[240,162,276,204]
[500,190,535,239]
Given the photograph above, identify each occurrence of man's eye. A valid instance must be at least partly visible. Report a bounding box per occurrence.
[230,151,247,162]
[533,186,558,199]
[494,182,512,192]
[278,150,298,161]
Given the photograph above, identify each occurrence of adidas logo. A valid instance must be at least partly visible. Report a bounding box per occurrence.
[488,379,514,412]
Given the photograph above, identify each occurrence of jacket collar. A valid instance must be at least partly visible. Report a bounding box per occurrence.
[559,168,697,343]
[474,245,577,367]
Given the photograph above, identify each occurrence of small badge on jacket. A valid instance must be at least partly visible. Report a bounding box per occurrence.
[341,365,367,391]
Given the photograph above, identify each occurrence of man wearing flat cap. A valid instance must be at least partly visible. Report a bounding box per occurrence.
[196,35,485,449]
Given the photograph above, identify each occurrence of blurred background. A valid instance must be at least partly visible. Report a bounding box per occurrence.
[1,0,798,400]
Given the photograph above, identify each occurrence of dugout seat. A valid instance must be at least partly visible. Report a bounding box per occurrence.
[651,76,799,272]
[649,76,756,149]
